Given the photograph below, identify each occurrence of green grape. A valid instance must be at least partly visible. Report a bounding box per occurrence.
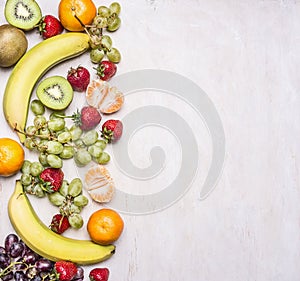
[49,111,65,120]
[59,146,75,159]
[33,184,45,198]
[30,99,45,115]
[106,47,121,63]
[70,203,82,214]
[21,173,32,186]
[37,140,48,152]
[57,131,72,143]
[88,145,103,158]
[38,127,50,139]
[59,180,69,197]
[90,48,105,64]
[48,192,66,206]
[93,15,108,28]
[68,178,83,197]
[69,125,82,141]
[107,16,121,32]
[34,115,47,129]
[46,141,64,154]
[109,2,121,15]
[82,130,98,146]
[94,139,107,150]
[68,213,83,229]
[25,125,37,136]
[98,5,111,18]
[38,152,48,166]
[47,154,63,168]
[74,195,89,207]
[24,138,36,150]
[95,151,110,164]
[21,160,32,174]
[74,148,92,167]
[101,35,112,51]
[48,118,65,132]
[23,184,34,194]
[30,161,44,176]
[74,139,86,148]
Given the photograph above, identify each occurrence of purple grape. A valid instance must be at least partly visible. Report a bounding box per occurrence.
[25,266,38,279]
[14,271,27,281]
[19,240,30,257]
[4,233,19,252]
[23,252,39,265]
[0,246,6,255]
[1,271,14,281]
[8,242,24,258]
[31,275,42,281]
[72,266,84,280]
[35,258,53,273]
[0,253,10,269]
[13,258,27,271]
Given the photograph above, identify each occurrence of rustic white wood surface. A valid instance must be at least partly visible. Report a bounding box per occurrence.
[1,0,300,280]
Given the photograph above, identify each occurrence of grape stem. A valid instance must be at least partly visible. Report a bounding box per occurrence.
[0,261,28,277]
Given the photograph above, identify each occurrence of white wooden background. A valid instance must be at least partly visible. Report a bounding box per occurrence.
[1,0,300,280]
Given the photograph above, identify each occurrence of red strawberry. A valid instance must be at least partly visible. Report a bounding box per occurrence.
[67,66,91,92]
[101,119,123,143]
[55,261,78,281]
[39,168,64,192]
[89,268,109,281]
[50,214,70,234]
[95,61,117,81]
[73,106,102,131]
[39,15,63,39]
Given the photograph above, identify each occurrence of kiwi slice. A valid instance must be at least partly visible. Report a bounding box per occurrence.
[36,76,74,110]
[5,0,42,31]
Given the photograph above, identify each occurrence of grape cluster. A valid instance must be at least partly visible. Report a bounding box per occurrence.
[0,233,84,281]
[20,160,89,230]
[21,101,110,169]
[86,2,122,63]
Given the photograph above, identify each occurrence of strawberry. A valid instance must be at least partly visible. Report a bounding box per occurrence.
[50,214,70,234]
[74,106,102,131]
[38,15,63,39]
[89,268,109,281]
[95,61,117,81]
[101,119,123,143]
[55,261,78,281]
[67,66,91,92]
[39,168,64,192]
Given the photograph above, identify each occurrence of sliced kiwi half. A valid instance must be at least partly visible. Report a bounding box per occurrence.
[5,0,42,31]
[36,76,74,111]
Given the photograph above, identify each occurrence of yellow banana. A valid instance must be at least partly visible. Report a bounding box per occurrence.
[8,181,115,265]
[3,32,90,143]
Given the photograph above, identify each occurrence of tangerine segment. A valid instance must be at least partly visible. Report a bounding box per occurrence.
[84,165,115,203]
[86,79,124,114]
[87,208,124,245]
[0,138,24,177]
[58,0,97,31]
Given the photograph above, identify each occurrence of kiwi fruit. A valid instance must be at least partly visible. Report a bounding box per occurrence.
[0,24,28,67]
[5,0,42,31]
[36,76,74,110]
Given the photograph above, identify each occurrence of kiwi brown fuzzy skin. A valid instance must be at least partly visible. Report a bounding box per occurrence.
[0,24,28,67]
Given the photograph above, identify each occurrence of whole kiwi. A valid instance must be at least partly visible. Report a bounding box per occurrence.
[0,24,28,67]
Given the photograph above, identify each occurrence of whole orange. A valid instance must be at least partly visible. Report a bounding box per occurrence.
[58,0,97,31]
[0,138,24,177]
[87,208,124,245]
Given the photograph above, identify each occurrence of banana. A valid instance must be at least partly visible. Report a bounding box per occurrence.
[3,32,90,143]
[8,181,115,265]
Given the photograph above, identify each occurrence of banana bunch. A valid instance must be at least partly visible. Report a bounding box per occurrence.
[8,181,115,265]
[3,32,90,143]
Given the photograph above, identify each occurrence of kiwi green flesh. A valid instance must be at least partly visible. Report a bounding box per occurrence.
[36,76,74,111]
[5,0,42,31]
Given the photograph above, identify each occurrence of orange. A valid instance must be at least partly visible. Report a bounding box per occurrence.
[87,208,124,245]
[0,138,24,177]
[86,79,124,114]
[58,0,97,31]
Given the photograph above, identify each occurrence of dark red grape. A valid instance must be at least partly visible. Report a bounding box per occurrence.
[14,270,27,281]
[1,272,14,281]
[4,233,19,252]
[72,266,84,280]
[9,242,24,258]
[31,274,42,281]
[0,253,10,269]
[0,246,6,255]
[35,258,53,272]
[23,252,39,265]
